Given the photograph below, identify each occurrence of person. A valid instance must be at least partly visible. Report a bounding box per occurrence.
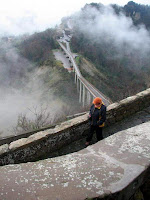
[85,97,106,146]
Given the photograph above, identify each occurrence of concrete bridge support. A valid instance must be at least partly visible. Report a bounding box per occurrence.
[87,91,92,105]
[82,84,86,107]
[75,72,77,83]
[79,80,82,103]
[77,77,79,92]
[78,78,94,106]
[73,66,75,72]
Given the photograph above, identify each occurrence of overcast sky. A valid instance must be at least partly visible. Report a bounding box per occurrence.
[0,0,150,35]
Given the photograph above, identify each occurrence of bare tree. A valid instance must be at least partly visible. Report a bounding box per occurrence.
[13,105,51,134]
[12,103,86,135]
[12,104,75,135]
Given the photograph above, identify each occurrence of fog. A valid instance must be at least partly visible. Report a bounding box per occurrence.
[0,41,66,137]
[72,5,150,69]
[0,0,150,36]
[0,85,65,137]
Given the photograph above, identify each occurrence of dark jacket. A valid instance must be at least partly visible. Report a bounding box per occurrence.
[89,104,106,127]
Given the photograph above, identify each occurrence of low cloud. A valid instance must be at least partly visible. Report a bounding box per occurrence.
[0,13,47,36]
[73,5,150,66]
[0,42,63,137]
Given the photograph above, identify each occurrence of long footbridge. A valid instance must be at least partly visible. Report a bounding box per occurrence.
[58,33,111,107]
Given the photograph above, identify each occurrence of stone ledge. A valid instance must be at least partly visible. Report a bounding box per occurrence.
[0,121,150,200]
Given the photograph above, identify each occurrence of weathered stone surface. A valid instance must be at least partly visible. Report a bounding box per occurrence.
[9,138,27,151]
[107,102,119,110]
[145,106,150,113]
[136,89,150,97]
[120,95,138,106]
[67,112,87,120]
[147,88,150,92]
[55,113,88,131]
[107,102,120,113]
[0,121,150,200]
[24,129,54,145]
[105,114,115,125]
[0,144,9,156]
[115,113,124,121]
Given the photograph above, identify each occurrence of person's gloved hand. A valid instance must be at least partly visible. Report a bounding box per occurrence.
[88,114,91,120]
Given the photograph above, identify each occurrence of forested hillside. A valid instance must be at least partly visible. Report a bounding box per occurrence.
[0,29,58,88]
[69,1,150,101]
[124,1,150,28]
[16,29,59,65]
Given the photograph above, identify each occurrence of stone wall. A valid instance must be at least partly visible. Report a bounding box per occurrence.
[0,88,150,166]
[0,112,87,146]
[0,124,56,146]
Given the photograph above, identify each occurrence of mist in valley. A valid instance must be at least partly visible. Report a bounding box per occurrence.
[0,38,80,138]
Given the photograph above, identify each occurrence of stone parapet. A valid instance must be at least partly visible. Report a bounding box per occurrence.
[0,124,56,146]
[0,88,150,166]
[0,113,89,165]
[106,88,150,126]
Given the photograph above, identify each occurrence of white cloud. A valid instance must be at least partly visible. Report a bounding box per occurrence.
[0,0,150,35]
[77,5,150,54]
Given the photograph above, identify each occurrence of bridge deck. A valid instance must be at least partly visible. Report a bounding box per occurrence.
[58,41,111,106]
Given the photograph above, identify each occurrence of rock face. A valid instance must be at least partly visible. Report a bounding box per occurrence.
[0,121,150,200]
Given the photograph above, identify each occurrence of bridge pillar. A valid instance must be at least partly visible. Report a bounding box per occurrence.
[75,72,77,83]
[72,63,75,72]
[87,91,92,105]
[77,77,79,92]
[79,80,82,103]
[82,85,86,107]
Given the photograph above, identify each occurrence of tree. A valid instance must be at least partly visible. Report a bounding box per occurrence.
[13,105,52,134]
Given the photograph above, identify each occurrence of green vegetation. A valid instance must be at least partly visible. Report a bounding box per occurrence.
[0,28,59,88]
[16,28,59,66]
[71,31,147,101]
[76,56,115,101]
[75,56,81,66]
[124,1,150,28]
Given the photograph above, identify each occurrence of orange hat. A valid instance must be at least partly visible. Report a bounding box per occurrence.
[93,97,102,105]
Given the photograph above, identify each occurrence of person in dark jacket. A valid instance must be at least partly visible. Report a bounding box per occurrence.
[85,97,106,146]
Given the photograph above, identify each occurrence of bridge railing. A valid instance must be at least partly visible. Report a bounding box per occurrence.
[58,40,111,106]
